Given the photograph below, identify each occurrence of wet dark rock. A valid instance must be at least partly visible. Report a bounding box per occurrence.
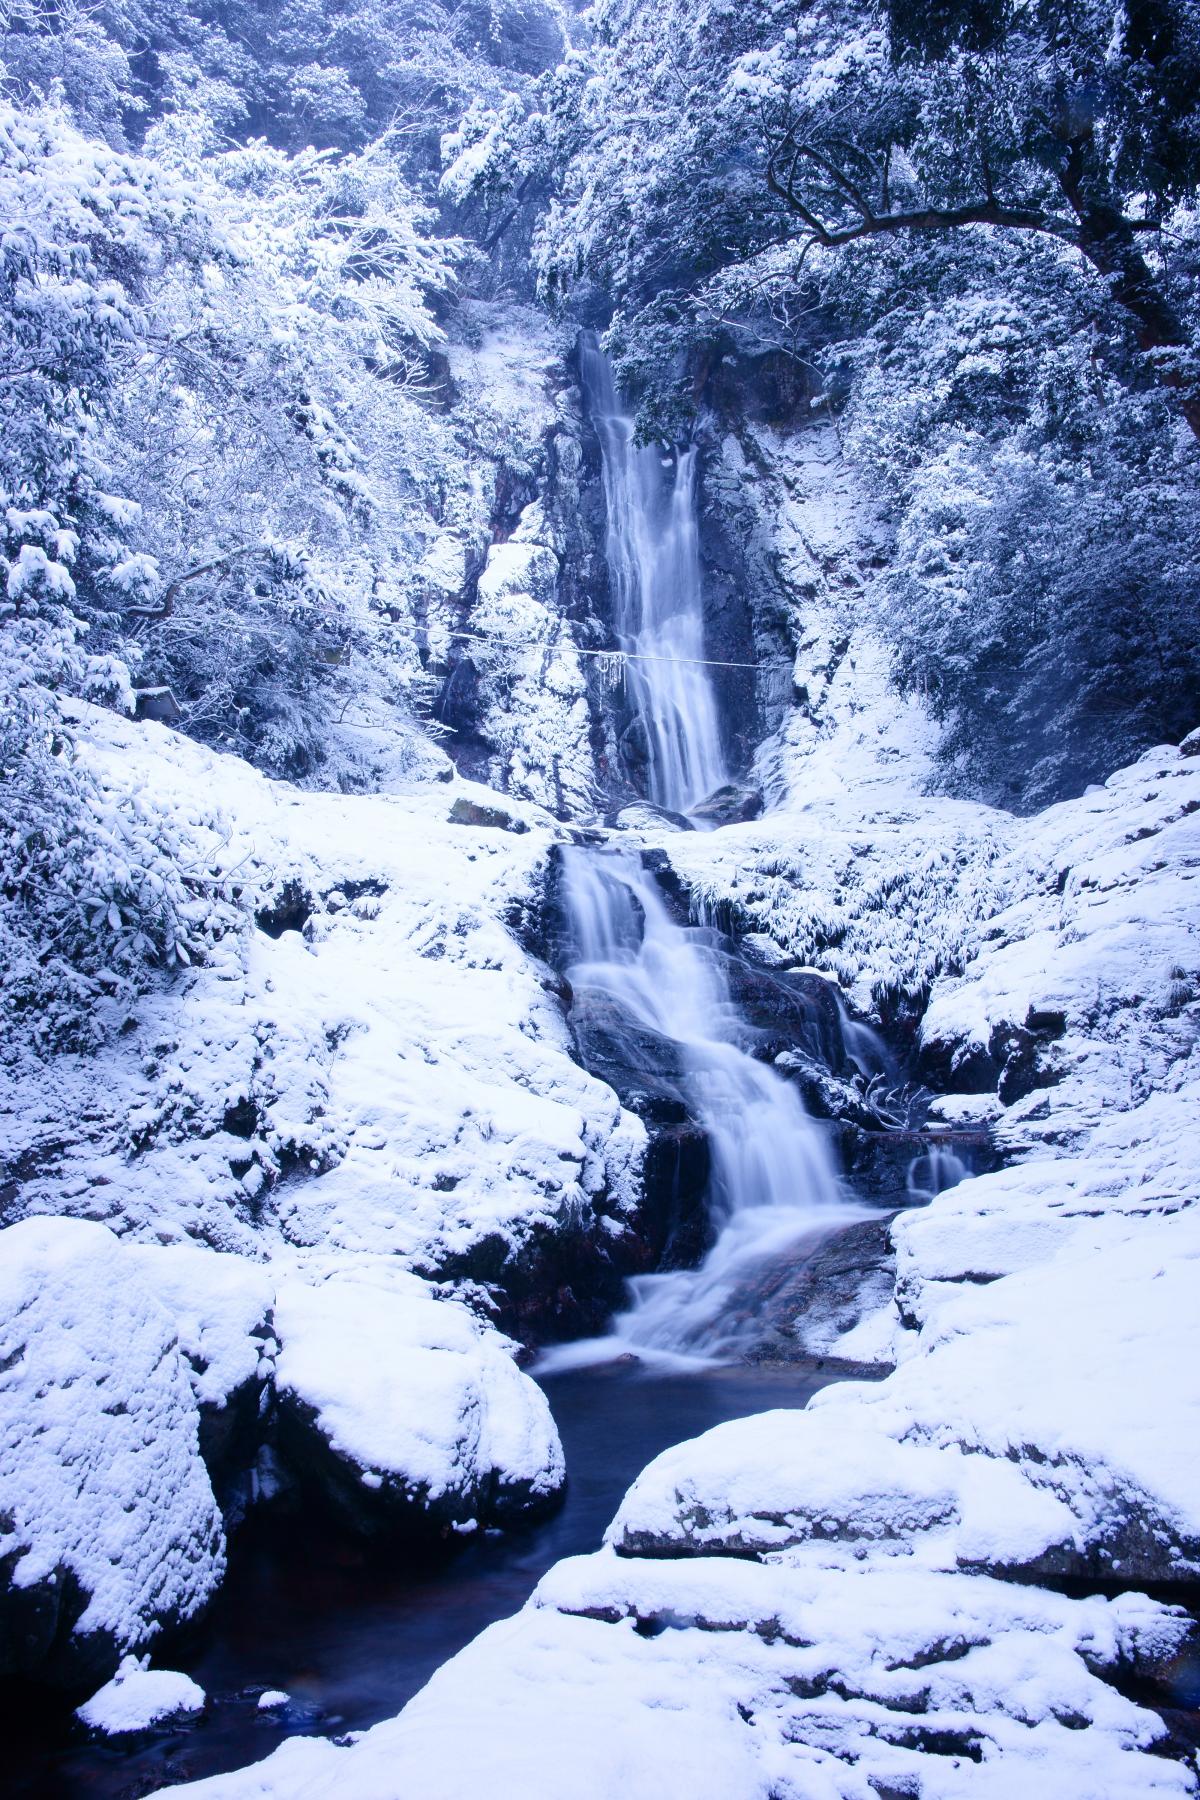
[639,1126,713,1270]
[837,1125,992,1208]
[918,1012,1066,1103]
[690,783,764,827]
[744,1214,898,1366]
[255,880,313,939]
[430,1217,632,1345]
[717,955,847,1069]
[194,1354,274,1521]
[447,797,528,834]
[568,990,691,1118]
[638,848,695,920]
[617,715,652,784]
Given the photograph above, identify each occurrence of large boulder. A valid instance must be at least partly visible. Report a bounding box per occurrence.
[607,1409,1077,1575]
[272,1263,565,1536]
[689,783,763,826]
[127,1244,276,1501]
[0,1219,225,1690]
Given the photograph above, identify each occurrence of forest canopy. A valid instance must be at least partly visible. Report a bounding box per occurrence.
[0,0,1197,1051]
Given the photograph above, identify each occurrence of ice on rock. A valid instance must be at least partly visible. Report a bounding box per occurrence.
[0,1218,224,1688]
[77,1658,206,1737]
[272,1261,565,1532]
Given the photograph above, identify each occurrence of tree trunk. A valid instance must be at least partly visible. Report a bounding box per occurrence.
[1060,186,1200,444]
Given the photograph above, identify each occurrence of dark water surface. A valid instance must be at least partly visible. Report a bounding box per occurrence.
[5,1359,836,1798]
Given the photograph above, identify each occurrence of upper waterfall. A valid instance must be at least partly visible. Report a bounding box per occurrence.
[580,333,727,816]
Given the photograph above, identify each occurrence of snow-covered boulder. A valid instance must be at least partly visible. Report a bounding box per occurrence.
[127,1243,276,1491]
[164,1549,1195,1800]
[0,1219,224,1688]
[815,1202,1200,1585]
[608,1410,1077,1577]
[76,1658,206,1737]
[272,1262,565,1535]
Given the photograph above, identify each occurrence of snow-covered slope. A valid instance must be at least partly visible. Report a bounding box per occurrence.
[162,709,1200,1795]
[0,703,643,1285]
[0,703,637,1684]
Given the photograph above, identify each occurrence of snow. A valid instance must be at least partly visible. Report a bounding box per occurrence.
[76,1658,206,1736]
[273,1260,564,1525]
[128,1242,276,1415]
[166,1551,1193,1799]
[608,1411,1077,1574]
[159,693,1200,1795]
[257,1690,289,1710]
[1,702,644,1288]
[0,1217,224,1685]
[3,397,1198,1790]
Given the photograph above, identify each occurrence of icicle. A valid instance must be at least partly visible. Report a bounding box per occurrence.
[595,650,626,691]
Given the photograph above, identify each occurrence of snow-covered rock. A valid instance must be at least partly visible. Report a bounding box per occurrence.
[128,1243,276,1488]
[0,704,646,1340]
[76,1658,206,1737]
[649,720,1200,1594]
[271,1261,565,1533]
[165,1550,1194,1799]
[608,1411,1077,1576]
[0,1218,224,1688]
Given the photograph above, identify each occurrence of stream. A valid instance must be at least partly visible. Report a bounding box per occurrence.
[4,343,943,1795]
[4,1358,847,1797]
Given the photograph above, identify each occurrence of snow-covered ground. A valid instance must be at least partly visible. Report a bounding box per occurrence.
[3,611,1197,1787]
[0,702,643,1274]
[157,684,1198,1794]
[0,703,632,1683]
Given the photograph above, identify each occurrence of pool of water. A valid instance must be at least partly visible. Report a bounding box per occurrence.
[3,1358,840,1798]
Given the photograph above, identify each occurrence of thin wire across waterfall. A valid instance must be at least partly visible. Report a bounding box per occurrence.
[579,334,729,816]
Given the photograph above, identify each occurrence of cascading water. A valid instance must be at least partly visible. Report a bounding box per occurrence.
[906,1146,969,1203]
[541,336,857,1366]
[556,846,853,1362]
[580,333,727,816]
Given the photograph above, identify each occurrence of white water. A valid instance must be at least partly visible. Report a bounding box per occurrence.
[580,334,727,816]
[906,1146,969,1203]
[550,847,852,1365]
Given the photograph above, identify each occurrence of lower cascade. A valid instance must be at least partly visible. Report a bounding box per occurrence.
[554,844,851,1362]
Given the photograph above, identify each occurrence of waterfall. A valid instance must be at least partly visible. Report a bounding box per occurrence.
[580,334,727,816]
[906,1146,969,1203]
[554,846,849,1363]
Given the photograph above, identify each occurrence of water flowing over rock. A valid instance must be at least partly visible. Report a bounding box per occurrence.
[580,335,728,816]
[557,845,853,1360]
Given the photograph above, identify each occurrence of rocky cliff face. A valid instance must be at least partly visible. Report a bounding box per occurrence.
[424,312,617,819]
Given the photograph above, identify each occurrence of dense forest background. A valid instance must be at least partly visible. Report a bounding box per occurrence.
[2,0,1198,1052]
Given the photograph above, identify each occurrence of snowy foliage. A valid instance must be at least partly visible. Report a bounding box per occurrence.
[528,0,1200,804]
